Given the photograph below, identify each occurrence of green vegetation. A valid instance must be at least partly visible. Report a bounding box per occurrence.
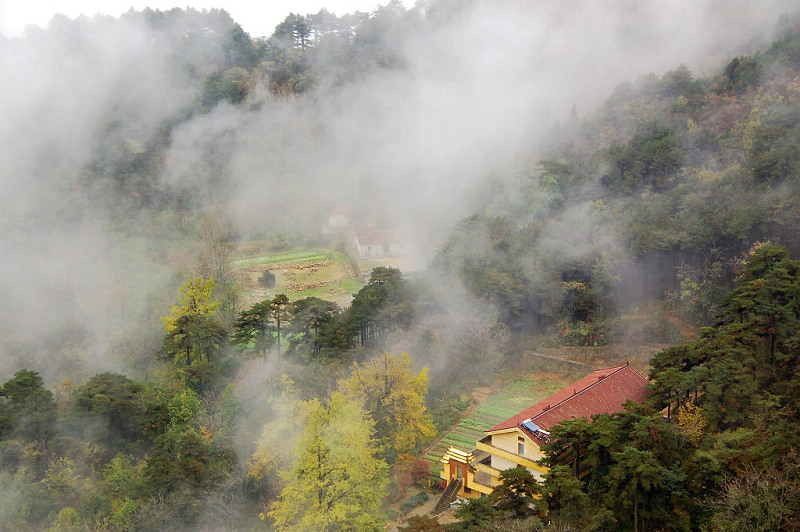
[422,377,566,474]
[429,16,800,344]
[413,245,800,530]
[237,248,362,305]
[533,245,800,531]
[399,490,429,514]
[268,393,388,532]
[233,249,328,267]
[258,269,276,288]
[3,4,800,531]
[339,352,436,463]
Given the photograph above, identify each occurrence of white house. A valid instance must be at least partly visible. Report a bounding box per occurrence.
[354,231,411,259]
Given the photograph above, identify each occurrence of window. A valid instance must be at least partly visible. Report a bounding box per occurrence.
[518,442,525,455]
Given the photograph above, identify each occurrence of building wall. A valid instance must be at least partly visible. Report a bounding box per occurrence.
[466,466,497,497]
[484,431,547,482]
[530,469,545,482]
[490,453,518,471]
[354,236,410,259]
[355,241,384,258]
[490,431,545,463]
[447,460,467,482]
[441,431,549,499]
[491,431,519,455]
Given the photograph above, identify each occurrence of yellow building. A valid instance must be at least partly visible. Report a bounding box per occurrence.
[440,363,649,499]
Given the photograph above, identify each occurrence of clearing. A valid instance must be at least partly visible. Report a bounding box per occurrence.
[233,246,363,308]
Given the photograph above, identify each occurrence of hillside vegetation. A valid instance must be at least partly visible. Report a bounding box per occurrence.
[435,15,800,343]
[0,3,799,531]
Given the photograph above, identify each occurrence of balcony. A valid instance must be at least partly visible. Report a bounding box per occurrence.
[475,438,548,474]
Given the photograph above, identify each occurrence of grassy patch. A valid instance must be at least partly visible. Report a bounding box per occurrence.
[233,249,328,267]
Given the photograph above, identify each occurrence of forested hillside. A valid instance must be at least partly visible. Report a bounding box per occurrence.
[430,246,800,531]
[0,1,799,530]
[436,15,800,342]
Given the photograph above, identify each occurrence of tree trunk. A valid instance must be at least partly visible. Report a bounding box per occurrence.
[276,315,281,353]
[573,443,579,477]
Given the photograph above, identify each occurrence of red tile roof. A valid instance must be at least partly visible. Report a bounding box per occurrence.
[488,363,649,445]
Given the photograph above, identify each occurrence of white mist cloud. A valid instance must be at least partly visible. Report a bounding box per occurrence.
[0,0,796,383]
[0,0,416,38]
[184,0,796,253]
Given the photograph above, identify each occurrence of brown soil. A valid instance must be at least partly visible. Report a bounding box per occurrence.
[238,258,357,308]
[470,387,493,402]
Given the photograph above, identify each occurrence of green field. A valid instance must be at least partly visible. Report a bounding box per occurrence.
[422,377,568,475]
[233,249,329,267]
[233,247,363,308]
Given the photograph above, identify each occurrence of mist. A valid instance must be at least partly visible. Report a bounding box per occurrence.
[188,0,797,251]
[0,0,795,385]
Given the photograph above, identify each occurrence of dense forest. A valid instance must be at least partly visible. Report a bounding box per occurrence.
[1,1,800,530]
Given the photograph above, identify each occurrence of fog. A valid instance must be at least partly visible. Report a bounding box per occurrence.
[0,0,796,383]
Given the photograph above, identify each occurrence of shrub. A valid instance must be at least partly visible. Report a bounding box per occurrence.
[258,269,276,288]
[411,460,431,487]
[562,319,618,346]
[400,491,430,514]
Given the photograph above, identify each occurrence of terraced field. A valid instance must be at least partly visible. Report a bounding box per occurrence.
[232,249,328,267]
[233,247,362,308]
[422,376,570,475]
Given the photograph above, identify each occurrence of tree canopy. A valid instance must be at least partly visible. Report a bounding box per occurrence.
[338,352,436,462]
[268,393,388,531]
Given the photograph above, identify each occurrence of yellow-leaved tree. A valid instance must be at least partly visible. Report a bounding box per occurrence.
[268,392,388,531]
[248,376,302,502]
[162,277,219,333]
[338,352,436,463]
[675,401,708,446]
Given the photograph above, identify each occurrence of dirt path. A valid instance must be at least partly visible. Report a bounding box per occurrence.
[526,350,596,370]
